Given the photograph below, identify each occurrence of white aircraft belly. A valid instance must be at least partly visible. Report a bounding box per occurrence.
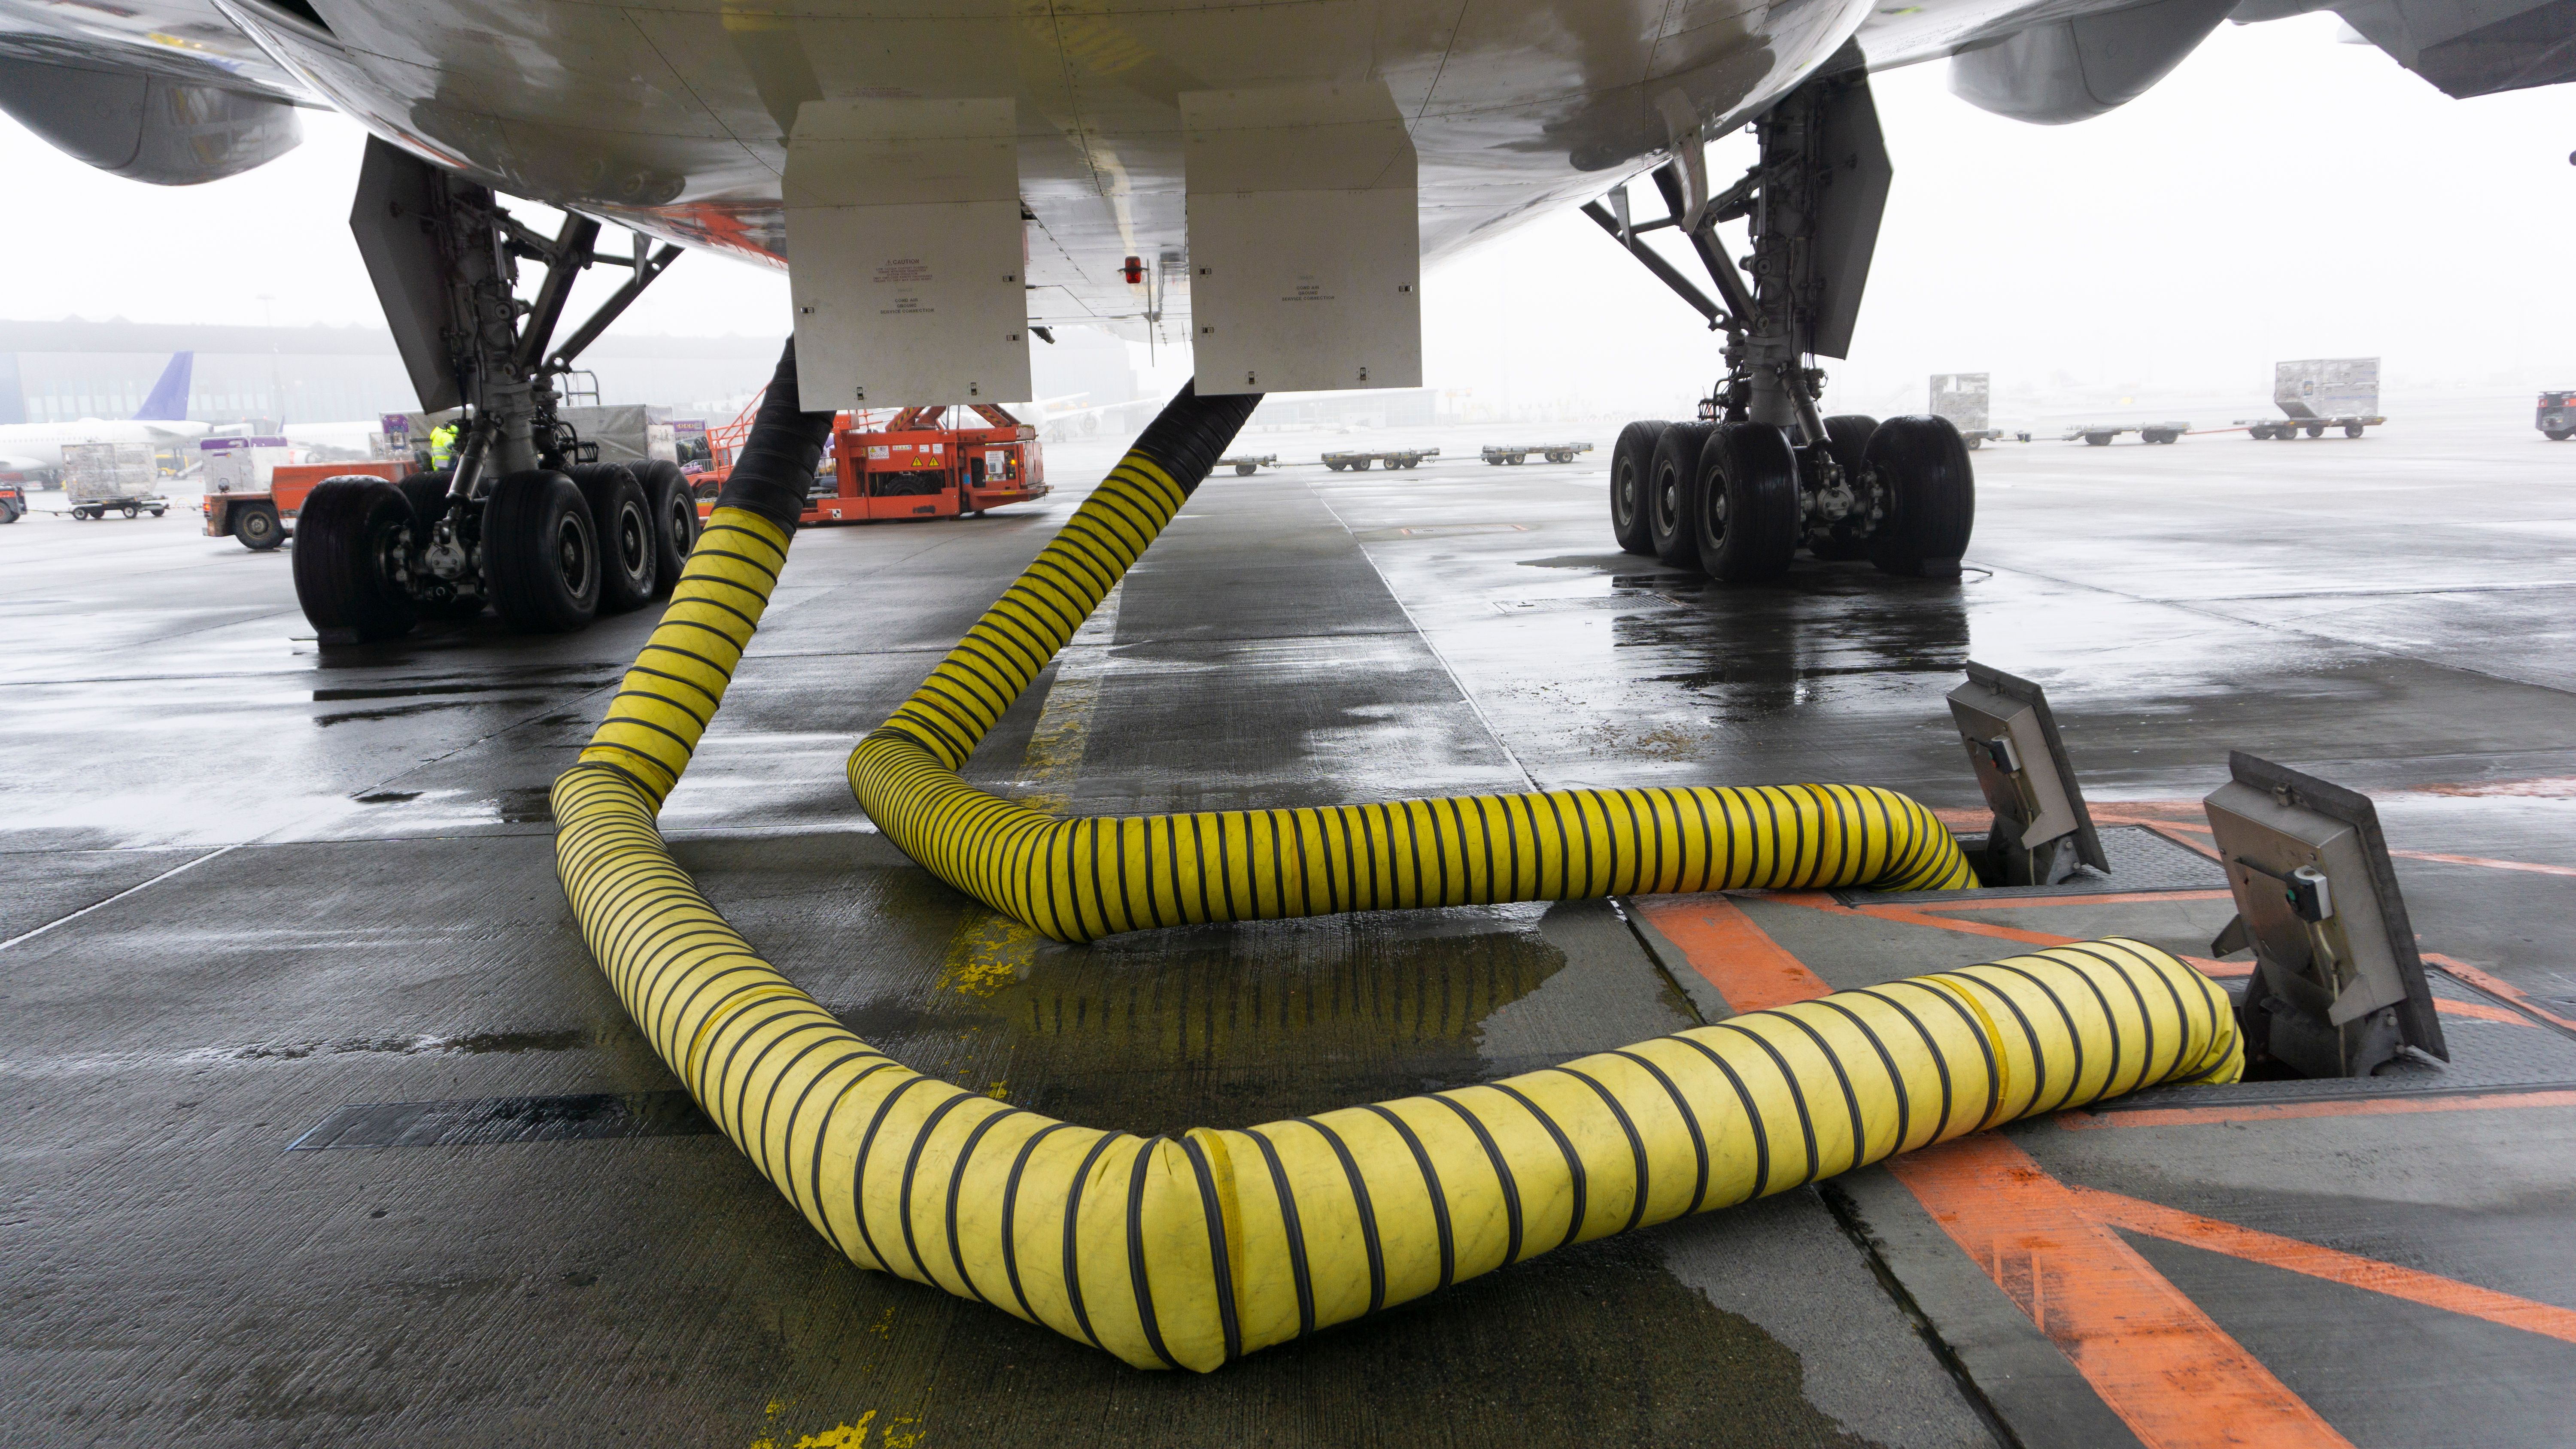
[224,0,1885,340]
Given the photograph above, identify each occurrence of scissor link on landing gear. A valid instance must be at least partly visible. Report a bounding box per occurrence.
[292,138,696,644]
[1589,66,1972,582]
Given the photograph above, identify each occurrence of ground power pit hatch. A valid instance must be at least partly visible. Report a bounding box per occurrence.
[1947,661,2108,887]
[2204,752,2448,1079]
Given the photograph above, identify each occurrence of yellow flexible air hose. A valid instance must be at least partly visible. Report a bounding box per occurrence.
[552,367,2242,1371]
[839,432,1975,942]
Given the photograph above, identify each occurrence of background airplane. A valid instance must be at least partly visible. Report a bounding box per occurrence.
[0,351,213,477]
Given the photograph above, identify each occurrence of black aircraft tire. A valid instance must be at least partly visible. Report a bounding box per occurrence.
[569,463,656,614]
[483,470,600,634]
[1868,415,1976,578]
[1809,414,1880,561]
[1608,419,1667,556]
[292,477,419,643]
[627,458,696,598]
[1646,421,1714,569]
[396,472,453,535]
[1694,422,1800,582]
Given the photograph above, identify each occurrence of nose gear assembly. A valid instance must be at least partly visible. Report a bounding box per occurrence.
[1590,68,1973,582]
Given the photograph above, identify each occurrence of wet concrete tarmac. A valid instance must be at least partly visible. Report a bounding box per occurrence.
[3,395,2572,1446]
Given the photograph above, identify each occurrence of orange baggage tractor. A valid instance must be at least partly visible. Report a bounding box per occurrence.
[694,403,1050,526]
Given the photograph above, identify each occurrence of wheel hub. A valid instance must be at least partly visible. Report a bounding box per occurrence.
[618,507,649,575]
[554,514,592,591]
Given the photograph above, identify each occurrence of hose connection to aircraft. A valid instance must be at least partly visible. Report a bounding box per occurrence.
[551,344,2244,1370]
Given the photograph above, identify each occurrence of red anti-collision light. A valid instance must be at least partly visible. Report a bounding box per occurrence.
[1122,255,1144,285]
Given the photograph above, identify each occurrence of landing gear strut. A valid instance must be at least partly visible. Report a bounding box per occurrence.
[295,138,692,644]
[1584,67,1973,581]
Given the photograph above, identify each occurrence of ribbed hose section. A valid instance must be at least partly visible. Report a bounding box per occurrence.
[548,761,2243,1371]
[849,388,1976,943]
[552,394,2242,1372]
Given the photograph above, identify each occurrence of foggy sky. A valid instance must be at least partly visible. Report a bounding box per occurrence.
[2,12,2568,421]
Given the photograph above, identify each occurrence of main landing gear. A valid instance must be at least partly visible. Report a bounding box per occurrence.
[1587,68,1974,582]
[294,138,694,644]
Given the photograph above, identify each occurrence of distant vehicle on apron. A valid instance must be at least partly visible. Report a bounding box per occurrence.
[2538,392,2576,440]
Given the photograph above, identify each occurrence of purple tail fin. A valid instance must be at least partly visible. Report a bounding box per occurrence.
[133,352,193,421]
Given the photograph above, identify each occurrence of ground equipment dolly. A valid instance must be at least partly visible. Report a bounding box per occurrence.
[1322,448,1439,471]
[2240,415,2381,440]
[2063,422,2189,446]
[1481,443,1594,465]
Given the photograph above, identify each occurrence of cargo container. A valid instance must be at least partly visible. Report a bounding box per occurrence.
[62,443,166,519]
[1930,373,2005,449]
[2239,358,2385,439]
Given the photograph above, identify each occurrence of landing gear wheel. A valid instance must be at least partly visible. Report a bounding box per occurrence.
[1646,421,1714,569]
[627,458,696,598]
[568,463,656,613]
[1694,422,1800,582]
[233,501,283,551]
[292,477,419,643]
[1608,419,1668,556]
[1808,414,1879,561]
[1868,415,1975,578]
[483,470,600,634]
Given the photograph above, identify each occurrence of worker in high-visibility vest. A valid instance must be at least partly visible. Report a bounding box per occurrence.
[429,423,457,470]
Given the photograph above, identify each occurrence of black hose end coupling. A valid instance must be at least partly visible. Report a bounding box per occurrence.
[1126,382,1262,500]
[715,339,841,535]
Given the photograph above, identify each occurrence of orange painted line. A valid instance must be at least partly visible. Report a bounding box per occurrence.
[2436,997,2540,1026]
[2393,848,2576,879]
[2091,805,2205,825]
[2138,822,2221,859]
[1848,900,2074,949]
[2069,1185,2576,1346]
[2102,810,2575,877]
[2058,1088,2576,1130]
[1920,889,2236,911]
[2424,953,2576,1034]
[1630,894,1829,1011]
[1766,893,2251,977]
[1888,1136,2354,1449]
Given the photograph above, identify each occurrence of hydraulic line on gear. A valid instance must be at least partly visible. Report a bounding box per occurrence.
[551,347,2244,1371]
